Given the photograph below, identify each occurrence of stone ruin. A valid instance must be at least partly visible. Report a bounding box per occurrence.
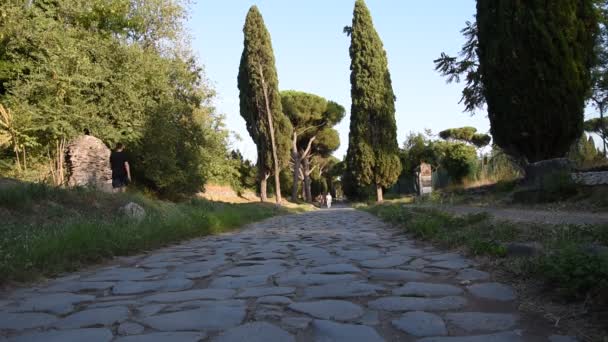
[65,135,112,192]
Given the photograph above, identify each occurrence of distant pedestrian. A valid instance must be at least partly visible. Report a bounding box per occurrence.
[110,143,131,193]
[325,192,332,209]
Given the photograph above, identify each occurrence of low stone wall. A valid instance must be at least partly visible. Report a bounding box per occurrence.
[571,171,608,186]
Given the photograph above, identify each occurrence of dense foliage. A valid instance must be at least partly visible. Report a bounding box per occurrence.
[439,126,491,149]
[436,1,598,164]
[344,0,401,202]
[237,6,292,202]
[476,0,597,162]
[0,0,233,197]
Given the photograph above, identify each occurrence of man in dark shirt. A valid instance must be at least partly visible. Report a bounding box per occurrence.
[110,143,131,193]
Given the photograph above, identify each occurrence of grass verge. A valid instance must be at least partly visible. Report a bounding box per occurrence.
[363,203,608,340]
[364,203,608,299]
[0,182,300,284]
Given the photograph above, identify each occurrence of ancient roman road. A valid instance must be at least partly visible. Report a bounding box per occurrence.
[0,208,576,342]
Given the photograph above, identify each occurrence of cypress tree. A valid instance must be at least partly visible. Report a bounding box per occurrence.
[345,0,401,203]
[237,6,292,203]
[476,0,597,163]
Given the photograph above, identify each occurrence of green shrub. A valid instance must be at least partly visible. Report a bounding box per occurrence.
[538,245,608,299]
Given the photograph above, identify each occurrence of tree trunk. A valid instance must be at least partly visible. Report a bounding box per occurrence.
[260,174,268,202]
[258,64,282,204]
[291,133,300,202]
[303,157,312,202]
[376,184,384,203]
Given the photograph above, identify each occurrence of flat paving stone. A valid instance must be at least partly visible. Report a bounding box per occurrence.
[257,296,293,305]
[289,300,364,320]
[209,275,268,289]
[368,296,467,311]
[139,306,245,331]
[360,256,411,268]
[53,306,129,329]
[393,282,463,297]
[236,287,295,298]
[367,269,429,282]
[467,283,517,301]
[456,269,490,281]
[42,281,114,293]
[118,322,145,335]
[112,278,193,295]
[15,293,95,315]
[312,319,385,342]
[303,281,384,299]
[213,322,295,342]
[392,311,447,337]
[0,312,57,330]
[281,317,311,330]
[6,328,113,342]
[445,312,518,332]
[307,264,361,274]
[220,264,286,277]
[83,268,165,282]
[549,335,578,342]
[430,259,471,270]
[277,273,357,287]
[114,332,207,342]
[417,330,524,342]
[141,289,235,302]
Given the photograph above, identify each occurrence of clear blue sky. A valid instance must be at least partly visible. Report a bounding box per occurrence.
[187,0,489,161]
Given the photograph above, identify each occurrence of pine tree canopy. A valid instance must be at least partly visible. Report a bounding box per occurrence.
[345,0,401,189]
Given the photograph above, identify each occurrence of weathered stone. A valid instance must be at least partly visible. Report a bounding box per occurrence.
[303,281,384,299]
[142,289,235,302]
[6,328,113,342]
[65,135,112,191]
[426,253,462,261]
[277,273,357,287]
[456,269,490,282]
[140,306,245,331]
[368,296,467,312]
[220,264,286,277]
[393,282,463,297]
[0,312,57,330]
[236,287,295,298]
[257,296,292,305]
[357,311,380,325]
[281,317,311,330]
[213,322,295,342]
[391,311,447,337]
[361,256,411,268]
[338,250,383,261]
[15,293,95,315]
[119,202,146,221]
[307,264,361,274]
[112,278,193,295]
[83,268,165,282]
[53,306,129,329]
[430,259,470,270]
[114,332,207,342]
[312,320,385,342]
[367,269,429,282]
[417,330,523,342]
[135,304,166,317]
[445,312,518,332]
[209,275,268,289]
[288,300,364,320]
[467,283,516,301]
[42,281,114,293]
[118,322,145,335]
[549,335,578,342]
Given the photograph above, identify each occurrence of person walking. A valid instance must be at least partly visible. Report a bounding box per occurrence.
[110,143,131,193]
[325,192,332,209]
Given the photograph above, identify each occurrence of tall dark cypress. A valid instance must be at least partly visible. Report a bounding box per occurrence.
[345,0,401,202]
[476,0,597,163]
[237,6,292,203]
